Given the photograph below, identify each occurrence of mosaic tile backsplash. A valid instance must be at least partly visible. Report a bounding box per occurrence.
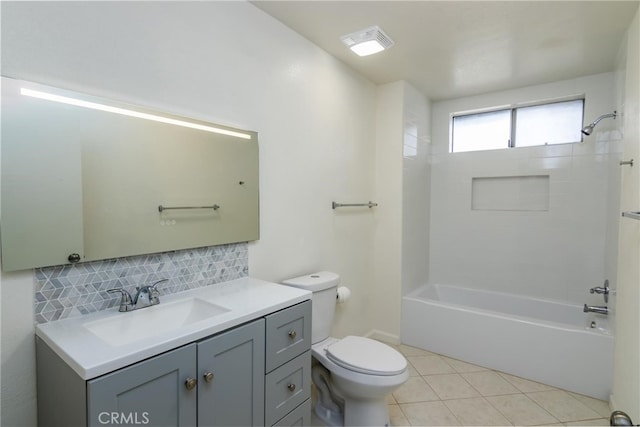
[34,242,248,323]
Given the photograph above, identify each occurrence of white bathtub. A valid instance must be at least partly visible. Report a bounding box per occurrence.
[401,283,614,400]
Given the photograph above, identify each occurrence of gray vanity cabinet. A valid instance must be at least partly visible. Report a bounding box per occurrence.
[87,344,197,426]
[36,301,311,427]
[197,319,265,426]
[264,300,312,426]
[85,319,266,427]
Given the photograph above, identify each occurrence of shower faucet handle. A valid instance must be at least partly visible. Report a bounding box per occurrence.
[589,280,610,303]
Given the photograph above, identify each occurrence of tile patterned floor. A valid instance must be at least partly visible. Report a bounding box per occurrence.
[312,343,611,426]
[386,344,610,426]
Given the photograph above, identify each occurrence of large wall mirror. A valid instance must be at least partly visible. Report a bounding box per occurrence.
[1,77,259,271]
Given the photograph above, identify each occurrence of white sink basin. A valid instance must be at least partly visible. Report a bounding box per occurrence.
[83,298,230,346]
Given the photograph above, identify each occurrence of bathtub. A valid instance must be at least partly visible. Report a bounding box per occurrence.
[401,283,614,400]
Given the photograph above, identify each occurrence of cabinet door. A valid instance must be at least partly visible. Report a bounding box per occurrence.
[197,318,265,426]
[265,351,311,426]
[87,344,197,427]
[265,300,312,372]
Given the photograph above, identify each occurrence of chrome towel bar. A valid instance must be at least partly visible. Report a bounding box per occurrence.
[622,211,640,220]
[158,204,220,212]
[332,201,378,209]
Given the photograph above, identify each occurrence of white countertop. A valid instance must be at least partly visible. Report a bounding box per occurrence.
[35,277,311,380]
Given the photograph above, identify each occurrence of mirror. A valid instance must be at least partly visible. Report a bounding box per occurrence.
[1,77,259,271]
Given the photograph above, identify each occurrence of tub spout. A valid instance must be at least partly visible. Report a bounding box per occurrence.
[583,304,608,315]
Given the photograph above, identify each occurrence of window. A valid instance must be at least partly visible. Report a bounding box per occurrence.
[451,99,584,153]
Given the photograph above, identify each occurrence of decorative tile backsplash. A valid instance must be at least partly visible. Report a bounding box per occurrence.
[34,243,248,323]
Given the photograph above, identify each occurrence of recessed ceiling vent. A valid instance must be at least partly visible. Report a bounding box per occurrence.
[340,25,394,57]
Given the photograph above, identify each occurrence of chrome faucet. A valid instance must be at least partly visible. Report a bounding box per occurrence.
[583,304,608,315]
[590,279,610,303]
[107,279,168,312]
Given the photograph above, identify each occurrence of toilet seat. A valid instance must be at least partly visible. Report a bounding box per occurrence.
[325,336,407,376]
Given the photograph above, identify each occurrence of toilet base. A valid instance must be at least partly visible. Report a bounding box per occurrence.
[314,400,344,426]
[313,395,391,427]
[343,398,390,427]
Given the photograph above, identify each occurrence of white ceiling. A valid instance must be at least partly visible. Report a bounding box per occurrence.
[252,1,639,101]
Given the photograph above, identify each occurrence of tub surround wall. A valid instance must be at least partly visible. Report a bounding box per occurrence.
[35,243,248,323]
[430,72,622,305]
[402,84,432,297]
[1,2,377,425]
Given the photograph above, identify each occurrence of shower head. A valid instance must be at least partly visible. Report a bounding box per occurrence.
[581,111,617,136]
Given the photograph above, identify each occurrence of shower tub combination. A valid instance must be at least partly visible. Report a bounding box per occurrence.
[401,283,614,400]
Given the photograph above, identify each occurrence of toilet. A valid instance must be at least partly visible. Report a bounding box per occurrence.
[282,272,409,427]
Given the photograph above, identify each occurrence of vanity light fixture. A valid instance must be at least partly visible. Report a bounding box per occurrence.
[340,25,394,57]
[20,88,252,140]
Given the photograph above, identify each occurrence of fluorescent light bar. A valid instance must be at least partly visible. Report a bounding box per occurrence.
[20,88,252,140]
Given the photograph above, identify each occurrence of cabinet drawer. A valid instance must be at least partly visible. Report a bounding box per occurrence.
[272,399,311,427]
[265,300,311,372]
[265,351,311,426]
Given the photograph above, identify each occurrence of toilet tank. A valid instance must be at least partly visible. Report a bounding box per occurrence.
[282,271,340,344]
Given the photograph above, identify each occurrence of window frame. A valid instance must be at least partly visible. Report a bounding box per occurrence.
[450,97,585,153]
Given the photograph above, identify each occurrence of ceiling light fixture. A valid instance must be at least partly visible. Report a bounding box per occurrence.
[340,25,394,57]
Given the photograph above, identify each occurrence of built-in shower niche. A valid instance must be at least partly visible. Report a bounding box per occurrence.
[471,175,550,212]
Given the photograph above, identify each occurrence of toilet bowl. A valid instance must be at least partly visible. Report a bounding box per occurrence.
[312,336,409,426]
[282,272,409,426]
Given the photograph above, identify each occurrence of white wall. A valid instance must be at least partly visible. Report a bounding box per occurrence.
[0,2,378,424]
[371,82,404,341]
[612,6,640,420]
[430,73,622,305]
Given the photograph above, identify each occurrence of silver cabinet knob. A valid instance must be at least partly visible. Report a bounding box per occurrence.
[287,383,296,392]
[203,372,214,383]
[288,330,297,339]
[185,378,197,391]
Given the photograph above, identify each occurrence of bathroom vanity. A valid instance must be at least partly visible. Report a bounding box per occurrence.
[35,278,312,427]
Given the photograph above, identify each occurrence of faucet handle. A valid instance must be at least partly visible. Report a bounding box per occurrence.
[107,288,134,312]
[147,278,168,305]
[589,280,610,303]
[149,278,169,291]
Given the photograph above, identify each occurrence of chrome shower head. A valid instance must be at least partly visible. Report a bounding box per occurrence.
[581,111,616,136]
[581,123,595,136]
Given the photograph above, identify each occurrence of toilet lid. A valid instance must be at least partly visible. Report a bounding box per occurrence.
[325,336,407,376]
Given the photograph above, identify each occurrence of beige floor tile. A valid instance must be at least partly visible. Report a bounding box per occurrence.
[568,392,611,418]
[400,401,461,426]
[393,376,440,403]
[486,394,558,426]
[531,424,563,426]
[398,344,437,357]
[498,372,556,393]
[407,355,456,375]
[526,390,601,422]
[443,356,490,373]
[388,404,410,426]
[462,371,521,396]
[444,397,511,426]
[406,361,420,377]
[387,393,397,404]
[565,418,609,426]
[424,374,481,400]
